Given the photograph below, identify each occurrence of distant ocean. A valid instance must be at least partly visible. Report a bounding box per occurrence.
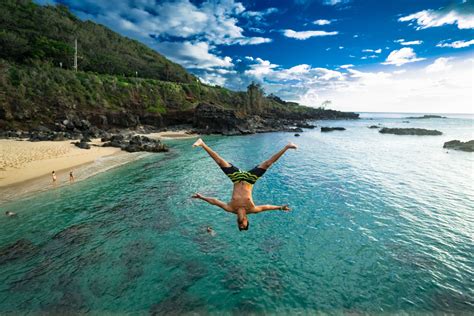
[1,113,473,314]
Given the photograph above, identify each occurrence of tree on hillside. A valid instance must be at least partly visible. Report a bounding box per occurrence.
[246,82,265,113]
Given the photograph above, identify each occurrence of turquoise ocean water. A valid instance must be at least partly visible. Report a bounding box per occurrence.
[1,113,473,314]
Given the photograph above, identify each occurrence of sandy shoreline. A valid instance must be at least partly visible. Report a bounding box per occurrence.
[0,130,198,203]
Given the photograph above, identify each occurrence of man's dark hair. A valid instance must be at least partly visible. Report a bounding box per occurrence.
[239,221,249,231]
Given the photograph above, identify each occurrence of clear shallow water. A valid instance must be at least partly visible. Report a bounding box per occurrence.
[1,114,473,314]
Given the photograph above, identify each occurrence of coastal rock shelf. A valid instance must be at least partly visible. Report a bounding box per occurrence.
[443,140,474,152]
[379,128,442,136]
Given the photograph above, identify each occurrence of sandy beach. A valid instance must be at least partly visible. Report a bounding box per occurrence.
[0,131,198,203]
[0,139,123,187]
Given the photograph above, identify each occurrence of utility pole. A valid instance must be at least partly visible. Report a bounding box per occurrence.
[73,38,78,72]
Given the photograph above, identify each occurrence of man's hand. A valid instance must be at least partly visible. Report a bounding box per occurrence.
[192,193,203,199]
[281,204,291,211]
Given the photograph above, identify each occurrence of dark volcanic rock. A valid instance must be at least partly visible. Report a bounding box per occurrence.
[296,122,316,129]
[443,140,474,152]
[369,125,380,129]
[321,127,346,132]
[74,141,91,150]
[103,134,168,153]
[379,128,442,136]
[406,115,446,119]
[193,103,249,134]
[0,239,37,265]
[294,133,300,137]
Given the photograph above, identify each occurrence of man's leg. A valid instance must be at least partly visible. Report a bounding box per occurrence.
[258,142,297,170]
[193,138,231,168]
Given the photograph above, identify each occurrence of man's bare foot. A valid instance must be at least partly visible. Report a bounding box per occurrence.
[286,142,298,149]
[192,138,204,147]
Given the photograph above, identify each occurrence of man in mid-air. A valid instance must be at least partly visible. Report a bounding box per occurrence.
[192,138,297,231]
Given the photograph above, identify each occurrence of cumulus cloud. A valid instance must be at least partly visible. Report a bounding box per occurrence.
[399,3,474,30]
[289,58,473,114]
[340,64,354,69]
[313,19,331,25]
[283,29,338,40]
[425,57,453,73]
[382,47,426,66]
[244,58,279,78]
[437,39,474,48]
[155,41,233,70]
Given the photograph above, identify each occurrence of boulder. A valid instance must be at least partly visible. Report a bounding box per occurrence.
[294,133,300,137]
[443,140,474,152]
[74,141,91,150]
[379,128,442,136]
[321,127,346,132]
[369,125,380,129]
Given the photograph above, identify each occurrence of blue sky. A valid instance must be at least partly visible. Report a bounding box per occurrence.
[35,0,473,113]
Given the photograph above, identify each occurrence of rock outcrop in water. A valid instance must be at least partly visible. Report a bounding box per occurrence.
[405,115,447,119]
[321,127,346,132]
[369,125,380,129]
[443,140,474,152]
[379,128,442,136]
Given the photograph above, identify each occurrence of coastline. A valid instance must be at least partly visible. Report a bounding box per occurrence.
[0,130,197,203]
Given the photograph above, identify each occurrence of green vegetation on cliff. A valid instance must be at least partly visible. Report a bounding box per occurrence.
[0,0,194,83]
[0,0,358,130]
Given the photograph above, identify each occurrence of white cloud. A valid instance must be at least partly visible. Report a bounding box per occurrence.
[397,40,423,46]
[283,29,338,40]
[340,64,354,69]
[382,47,426,66]
[362,48,382,53]
[437,39,474,48]
[425,57,453,73]
[313,19,331,25]
[155,41,233,70]
[291,58,473,114]
[322,0,349,5]
[399,4,474,30]
[244,58,279,78]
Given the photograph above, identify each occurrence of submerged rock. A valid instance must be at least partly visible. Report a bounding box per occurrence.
[321,127,346,132]
[379,127,442,136]
[0,239,37,265]
[443,140,474,152]
[369,125,380,129]
[294,133,300,137]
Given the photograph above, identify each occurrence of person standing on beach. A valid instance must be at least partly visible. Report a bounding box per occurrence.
[52,171,57,184]
[192,138,295,231]
[69,170,74,183]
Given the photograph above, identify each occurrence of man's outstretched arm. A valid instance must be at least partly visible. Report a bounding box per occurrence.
[192,193,233,212]
[252,204,291,213]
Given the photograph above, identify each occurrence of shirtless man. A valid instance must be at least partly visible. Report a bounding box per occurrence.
[192,138,296,231]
